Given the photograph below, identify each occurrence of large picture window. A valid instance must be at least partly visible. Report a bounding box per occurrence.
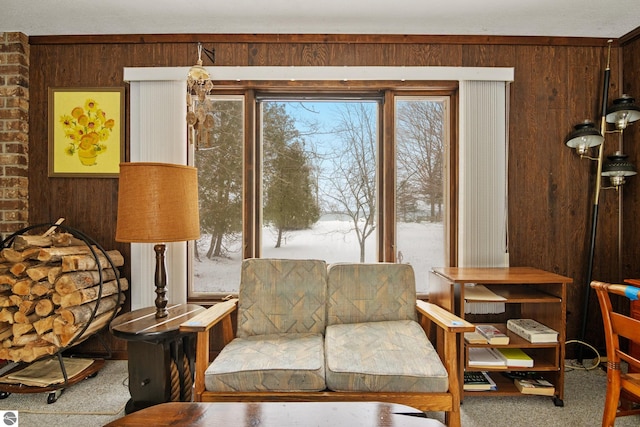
[191,90,450,297]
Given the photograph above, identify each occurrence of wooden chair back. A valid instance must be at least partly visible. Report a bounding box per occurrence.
[590,281,640,426]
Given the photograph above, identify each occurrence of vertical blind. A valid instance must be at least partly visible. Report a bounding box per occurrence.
[128,80,189,310]
[458,80,509,267]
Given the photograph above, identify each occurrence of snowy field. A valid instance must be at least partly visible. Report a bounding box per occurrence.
[193,218,444,295]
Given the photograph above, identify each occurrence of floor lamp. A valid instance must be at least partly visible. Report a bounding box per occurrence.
[115,162,200,318]
[565,41,640,361]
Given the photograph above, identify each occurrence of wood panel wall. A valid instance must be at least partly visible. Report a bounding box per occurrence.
[26,34,640,358]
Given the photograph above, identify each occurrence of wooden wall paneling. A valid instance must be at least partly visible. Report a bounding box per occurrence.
[248,42,288,66]
[461,44,516,68]
[561,45,610,346]
[29,42,132,357]
[504,46,548,270]
[403,44,462,67]
[537,46,571,274]
[299,43,329,66]
[326,43,361,66]
[213,42,251,66]
[26,34,637,360]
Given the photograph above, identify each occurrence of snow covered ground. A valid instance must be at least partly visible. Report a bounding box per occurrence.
[193,219,444,295]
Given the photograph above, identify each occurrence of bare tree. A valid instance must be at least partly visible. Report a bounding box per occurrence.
[396,101,444,222]
[323,102,377,262]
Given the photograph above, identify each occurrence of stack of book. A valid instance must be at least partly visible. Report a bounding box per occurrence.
[506,318,559,343]
[468,346,534,368]
[464,284,506,314]
[463,371,497,391]
[475,324,510,345]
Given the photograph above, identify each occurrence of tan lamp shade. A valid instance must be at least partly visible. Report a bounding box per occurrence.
[116,162,200,243]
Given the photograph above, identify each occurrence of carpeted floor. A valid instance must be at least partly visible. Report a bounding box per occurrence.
[0,359,129,426]
[0,359,639,426]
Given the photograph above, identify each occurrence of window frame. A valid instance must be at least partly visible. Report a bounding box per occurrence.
[189,81,458,301]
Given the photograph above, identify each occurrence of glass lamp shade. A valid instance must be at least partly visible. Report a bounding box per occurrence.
[565,120,604,154]
[605,95,640,130]
[602,152,637,187]
[115,162,200,243]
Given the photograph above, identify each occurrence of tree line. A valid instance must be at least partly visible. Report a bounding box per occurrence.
[193,98,444,262]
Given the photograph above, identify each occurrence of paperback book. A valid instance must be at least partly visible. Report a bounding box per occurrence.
[514,374,555,396]
[475,324,510,345]
[506,318,559,343]
[464,331,488,344]
[495,347,534,368]
[468,347,507,368]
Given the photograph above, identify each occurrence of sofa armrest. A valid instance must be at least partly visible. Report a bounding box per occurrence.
[180,298,239,333]
[179,298,238,402]
[416,299,473,418]
[416,300,474,333]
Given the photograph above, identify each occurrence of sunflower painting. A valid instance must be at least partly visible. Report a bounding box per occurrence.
[49,88,124,177]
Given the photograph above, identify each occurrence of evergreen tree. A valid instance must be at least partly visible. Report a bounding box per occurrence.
[195,100,243,259]
[263,103,320,248]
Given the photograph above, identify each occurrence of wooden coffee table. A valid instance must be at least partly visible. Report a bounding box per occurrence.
[104,401,446,426]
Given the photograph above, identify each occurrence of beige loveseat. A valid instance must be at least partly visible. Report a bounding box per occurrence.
[180,259,473,427]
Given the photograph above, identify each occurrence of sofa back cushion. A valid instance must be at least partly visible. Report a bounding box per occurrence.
[237,258,328,338]
[326,263,417,326]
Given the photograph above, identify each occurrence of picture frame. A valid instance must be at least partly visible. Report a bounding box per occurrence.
[48,87,125,178]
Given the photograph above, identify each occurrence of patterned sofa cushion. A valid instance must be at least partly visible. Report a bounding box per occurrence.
[205,332,326,392]
[237,258,328,338]
[324,320,448,392]
[326,262,417,325]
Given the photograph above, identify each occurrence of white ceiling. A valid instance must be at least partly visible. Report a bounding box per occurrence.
[2,0,639,39]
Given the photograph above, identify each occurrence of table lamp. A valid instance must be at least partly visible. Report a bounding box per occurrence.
[116,162,200,318]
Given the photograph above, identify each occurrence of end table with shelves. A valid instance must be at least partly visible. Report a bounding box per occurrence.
[110,303,205,413]
[429,267,571,406]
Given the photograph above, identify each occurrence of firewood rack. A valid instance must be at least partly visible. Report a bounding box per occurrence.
[0,222,125,403]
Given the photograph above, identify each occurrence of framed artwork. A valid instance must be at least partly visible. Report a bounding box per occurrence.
[48,87,125,177]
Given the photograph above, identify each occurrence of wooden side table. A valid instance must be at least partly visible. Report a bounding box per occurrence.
[110,303,205,413]
[430,267,570,405]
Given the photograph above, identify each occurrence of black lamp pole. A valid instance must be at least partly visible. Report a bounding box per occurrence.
[577,41,612,361]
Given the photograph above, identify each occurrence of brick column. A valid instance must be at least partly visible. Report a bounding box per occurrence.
[0,32,29,240]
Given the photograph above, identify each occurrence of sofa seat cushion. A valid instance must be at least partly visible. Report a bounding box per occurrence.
[204,332,326,392]
[325,320,448,393]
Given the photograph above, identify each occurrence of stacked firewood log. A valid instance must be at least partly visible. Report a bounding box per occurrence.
[0,232,127,363]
